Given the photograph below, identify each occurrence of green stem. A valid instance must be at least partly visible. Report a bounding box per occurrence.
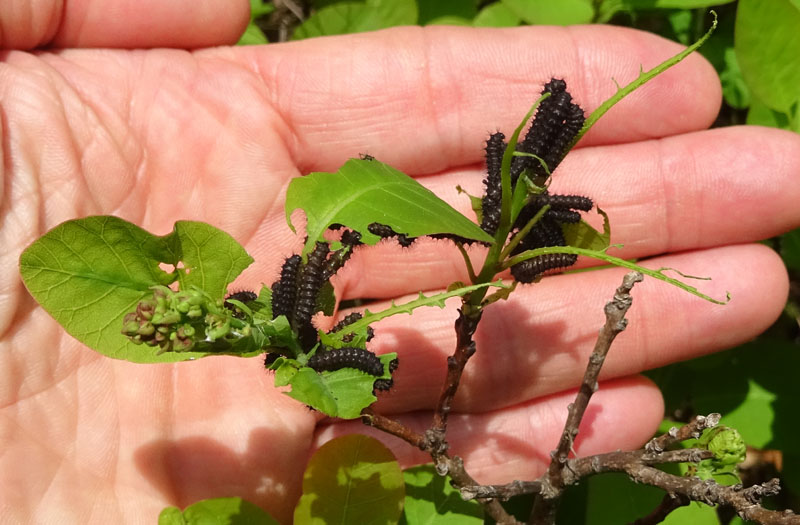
[569,11,718,149]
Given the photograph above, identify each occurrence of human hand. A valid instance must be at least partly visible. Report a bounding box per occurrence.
[2,3,799,524]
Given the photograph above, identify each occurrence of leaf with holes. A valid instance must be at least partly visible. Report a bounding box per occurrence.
[286,158,494,255]
[19,216,253,363]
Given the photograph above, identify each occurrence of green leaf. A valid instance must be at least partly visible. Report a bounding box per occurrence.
[747,96,793,130]
[249,0,275,18]
[237,22,269,46]
[286,158,494,255]
[417,0,477,25]
[473,3,520,27]
[293,3,384,39]
[159,497,278,525]
[294,434,405,524]
[279,353,398,418]
[500,0,594,25]
[648,340,800,451]
[562,208,611,252]
[736,0,800,114]
[19,216,253,363]
[366,0,418,25]
[780,227,800,272]
[567,473,719,525]
[620,0,734,7]
[425,15,473,26]
[400,465,483,524]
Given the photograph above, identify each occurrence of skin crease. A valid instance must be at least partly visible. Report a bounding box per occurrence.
[2,3,800,524]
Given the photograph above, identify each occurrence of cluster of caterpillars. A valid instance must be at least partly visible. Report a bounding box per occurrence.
[227,229,398,393]
[341,79,595,283]
[481,78,594,282]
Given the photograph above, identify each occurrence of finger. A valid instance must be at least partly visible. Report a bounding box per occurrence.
[242,24,721,174]
[316,375,664,484]
[354,243,785,414]
[0,0,249,50]
[332,125,800,299]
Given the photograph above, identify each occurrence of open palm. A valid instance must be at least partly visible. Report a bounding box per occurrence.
[3,4,800,524]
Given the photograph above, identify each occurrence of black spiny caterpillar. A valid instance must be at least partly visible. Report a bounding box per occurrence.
[294,242,330,350]
[510,252,579,283]
[307,346,385,376]
[368,223,416,247]
[271,255,302,320]
[329,312,375,342]
[480,132,506,236]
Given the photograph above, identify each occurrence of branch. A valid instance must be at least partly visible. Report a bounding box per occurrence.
[530,271,643,523]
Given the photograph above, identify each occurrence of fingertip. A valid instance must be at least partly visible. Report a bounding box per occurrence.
[50,0,251,49]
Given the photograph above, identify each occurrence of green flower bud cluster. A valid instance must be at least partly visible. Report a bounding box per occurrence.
[121,286,239,353]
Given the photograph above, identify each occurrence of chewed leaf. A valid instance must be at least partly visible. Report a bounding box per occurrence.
[562,207,611,251]
[278,353,398,418]
[19,216,254,363]
[286,158,493,255]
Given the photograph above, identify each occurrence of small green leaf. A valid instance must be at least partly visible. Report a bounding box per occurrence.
[747,96,793,130]
[293,3,383,39]
[473,3,520,27]
[237,22,269,45]
[286,159,493,255]
[366,0,418,25]
[780,227,800,272]
[249,0,275,18]
[417,0,477,24]
[19,216,253,363]
[158,507,185,525]
[425,15,473,26]
[159,497,277,525]
[280,353,397,418]
[649,339,800,451]
[400,465,483,524]
[621,0,734,7]
[562,208,611,252]
[501,0,594,25]
[294,434,405,524]
[736,0,800,114]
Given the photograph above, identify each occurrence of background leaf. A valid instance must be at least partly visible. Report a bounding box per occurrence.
[293,3,384,39]
[500,0,594,25]
[735,0,800,114]
[400,465,483,524]
[473,3,520,27]
[159,497,277,525]
[294,434,405,524]
[417,0,477,24]
[286,158,493,255]
[20,216,253,363]
[366,0,418,26]
[559,473,719,524]
[619,0,734,7]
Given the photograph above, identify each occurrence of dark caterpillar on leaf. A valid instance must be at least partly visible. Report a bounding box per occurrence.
[329,312,375,342]
[368,223,416,247]
[510,252,578,283]
[480,131,506,236]
[271,255,302,320]
[295,242,331,350]
[307,346,385,376]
